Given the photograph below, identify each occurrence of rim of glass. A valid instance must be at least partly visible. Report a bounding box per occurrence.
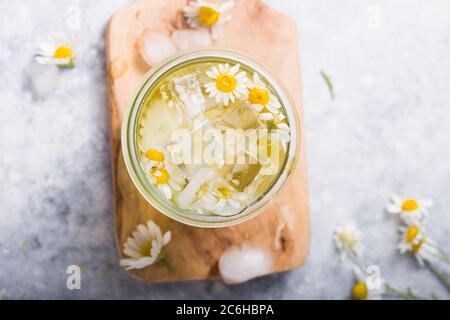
[122,47,302,228]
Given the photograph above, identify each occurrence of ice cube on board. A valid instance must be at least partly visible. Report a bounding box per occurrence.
[137,31,178,67]
[171,29,212,50]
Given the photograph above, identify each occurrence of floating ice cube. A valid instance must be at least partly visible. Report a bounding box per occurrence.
[176,168,216,208]
[214,103,262,130]
[229,163,262,191]
[171,74,205,119]
[139,98,183,149]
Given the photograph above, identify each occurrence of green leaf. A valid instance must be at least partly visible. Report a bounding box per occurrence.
[320,70,334,99]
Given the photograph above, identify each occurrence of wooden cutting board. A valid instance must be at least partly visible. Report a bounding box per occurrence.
[106,0,310,282]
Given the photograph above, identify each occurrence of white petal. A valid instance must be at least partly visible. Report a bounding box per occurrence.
[38,41,56,56]
[120,257,156,270]
[206,71,216,79]
[229,64,239,75]
[137,224,151,241]
[228,200,241,209]
[420,198,434,208]
[235,71,247,80]
[132,230,146,245]
[124,247,142,259]
[352,265,367,282]
[223,93,230,106]
[219,1,234,12]
[150,240,161,259]
[151,220,163,242]
[159,184,172,200]
[147,220,159,239]
[390,194,402,206]
[386,204,401,214]
[212,67,220,77]
[162,231,172,246]
[266,104,280,114]
[277,123,290,131]
[125,237,141,251]
[259,113,274,121]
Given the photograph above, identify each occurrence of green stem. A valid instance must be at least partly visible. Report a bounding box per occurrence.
[437,249,450,265]
[158,256,172,273]
[424,259,450,293]
[347,253,366,274]
[425,242,450,265]
[384,284,428,300]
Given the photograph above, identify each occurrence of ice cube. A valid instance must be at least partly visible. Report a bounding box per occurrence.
[26,62,60,100]
[219,243,274,284]
[171,29,212,50]
[176,168,216,208]
[170,74,205,119]
[137,30,178,67]
[139,98,183,149]
[229,163,262,191]
[214,103,262,130]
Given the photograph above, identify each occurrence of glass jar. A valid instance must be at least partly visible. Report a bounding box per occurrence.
[122,47,301,228]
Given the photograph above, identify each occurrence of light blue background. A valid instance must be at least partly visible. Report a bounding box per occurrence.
[0,0,449,299]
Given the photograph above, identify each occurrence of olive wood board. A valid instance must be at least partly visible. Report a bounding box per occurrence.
[106,0,310,282]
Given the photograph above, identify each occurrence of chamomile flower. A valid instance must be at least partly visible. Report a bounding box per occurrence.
[193,182,249,216]
[245,73,291,149]
[334,224,363,260]
[204,63,248,106]
[386,195,433,225]
[141,148,165,170]
[120,220,171,270]
[35,33,78,68]
[352,266,384,300]
[247,73,283,119]
[398,225,440,266]
[271,115,291,151]
[184,0,234,39]
[146,164,186,200]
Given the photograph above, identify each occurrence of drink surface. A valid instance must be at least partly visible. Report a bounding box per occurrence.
[136,59,291,216]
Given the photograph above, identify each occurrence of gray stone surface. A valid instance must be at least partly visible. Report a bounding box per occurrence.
[0,0,449,299]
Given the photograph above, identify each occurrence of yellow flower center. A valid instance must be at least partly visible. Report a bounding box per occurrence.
[412,238,424,254]
[352,281,368,300]
[146,148,165,162]
[197,183,209,197]
[249,87,270,105]
[140,242,152,256]
[338,233,358,250]
[401,199,419,212]
[218,186,231,199]
[151,168,170,184]
[53,46,73,59]
[216,74,237,93]
[198,6,220,26]
[405,226,420,243]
